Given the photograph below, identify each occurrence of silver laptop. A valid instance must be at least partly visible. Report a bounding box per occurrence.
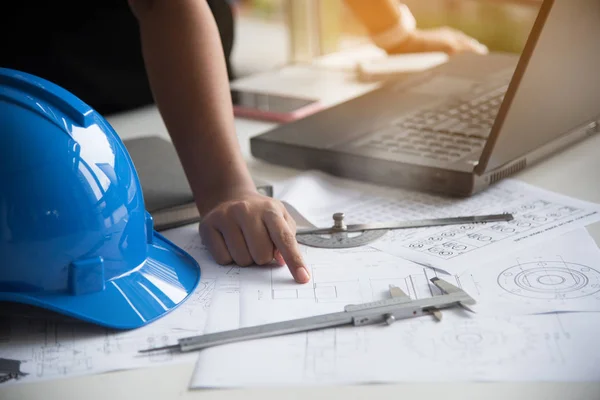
[250,0,600,196]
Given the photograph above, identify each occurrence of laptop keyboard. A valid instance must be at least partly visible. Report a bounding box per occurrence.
[354,84,509,162]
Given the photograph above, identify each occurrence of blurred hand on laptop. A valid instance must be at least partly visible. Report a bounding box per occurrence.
[345,0,488,56]
[388,26,489,56]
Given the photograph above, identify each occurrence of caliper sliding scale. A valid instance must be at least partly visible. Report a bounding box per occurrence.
[294,212,513,248]
[139,277,475,355]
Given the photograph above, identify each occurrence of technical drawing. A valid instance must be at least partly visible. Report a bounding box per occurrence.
[403,318,537,366]
[184,279,217,313]
[142,335,174,362]
[302,327,367,381]
[33,345,93,377]
[498,261,600,300]
[182,236,208,254]
[369,268,462,300]
[396,197,584,260]
[303,329,337,380]
[225,266,241,277]
[266,259,363,303]
[99,334,129,355]
[270,280,361,303]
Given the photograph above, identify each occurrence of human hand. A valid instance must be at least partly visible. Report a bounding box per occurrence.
[199,190,310,283]
[389,27,488,56]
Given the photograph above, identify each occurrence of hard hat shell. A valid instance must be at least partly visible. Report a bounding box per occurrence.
[0,68,201,330]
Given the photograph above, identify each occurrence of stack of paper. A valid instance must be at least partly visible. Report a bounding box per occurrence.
[3,170,600,388]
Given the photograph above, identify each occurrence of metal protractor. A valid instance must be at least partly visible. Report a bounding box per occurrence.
[296,212,388,248]
[295,229,389,248]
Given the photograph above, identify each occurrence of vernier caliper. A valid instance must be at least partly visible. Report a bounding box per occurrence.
[139,277,475,355]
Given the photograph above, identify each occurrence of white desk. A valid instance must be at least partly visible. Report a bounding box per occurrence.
[3,64,600,400]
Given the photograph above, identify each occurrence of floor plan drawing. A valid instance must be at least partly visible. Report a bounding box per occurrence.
[239,245,430,326]
[269,279,362,304]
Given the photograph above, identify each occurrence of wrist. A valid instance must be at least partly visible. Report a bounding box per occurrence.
[369,3,417,54]
[194,178,258,215]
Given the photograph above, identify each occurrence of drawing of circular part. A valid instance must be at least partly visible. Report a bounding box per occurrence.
[408,241,425,249]
[405,319,532,365]
[441,229,459,237]
[442,242,468,251]
[522,214,548,223]
[490,224,516,234]
[466,233,492,242]
[427,235,445,242]
[507,219,533,228]
[427,247,454,257]
[498,262,600,299]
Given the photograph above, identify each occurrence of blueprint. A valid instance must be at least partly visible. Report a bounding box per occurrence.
[191,308,600,387]
[459,229,600,315]
[0,225,235,386]
[278,171,600,275]
[189,227,600,388]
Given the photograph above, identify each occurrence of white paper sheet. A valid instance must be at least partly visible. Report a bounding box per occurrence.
[279,171,600,274]
[459,229,600,315]
[0,225,235,386]
[191,311,600,387]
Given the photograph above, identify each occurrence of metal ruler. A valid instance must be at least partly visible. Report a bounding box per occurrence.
[139,277,475,354]
[295,212,513,248]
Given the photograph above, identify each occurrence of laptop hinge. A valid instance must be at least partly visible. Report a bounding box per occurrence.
[487,158,527,185]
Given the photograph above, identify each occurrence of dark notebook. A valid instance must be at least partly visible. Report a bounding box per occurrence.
[123,136,273,231]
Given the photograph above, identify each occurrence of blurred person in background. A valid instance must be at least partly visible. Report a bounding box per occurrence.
[0,0,486,284]
[0,1,486,115]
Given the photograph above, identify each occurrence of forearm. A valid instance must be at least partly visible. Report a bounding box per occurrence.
[344,0,400,35]
[129,0,255,214]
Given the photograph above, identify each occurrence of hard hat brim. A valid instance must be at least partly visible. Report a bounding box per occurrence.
[0,232,201,330]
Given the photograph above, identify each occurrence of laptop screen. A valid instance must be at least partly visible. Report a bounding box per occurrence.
[476,0,600,174]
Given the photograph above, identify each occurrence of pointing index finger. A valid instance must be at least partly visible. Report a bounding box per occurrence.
[263,212,310,284]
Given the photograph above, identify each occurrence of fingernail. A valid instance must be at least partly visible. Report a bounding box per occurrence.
[296,267,310,283]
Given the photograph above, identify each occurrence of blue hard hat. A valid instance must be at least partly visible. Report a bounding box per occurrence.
[0,68,201,330]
